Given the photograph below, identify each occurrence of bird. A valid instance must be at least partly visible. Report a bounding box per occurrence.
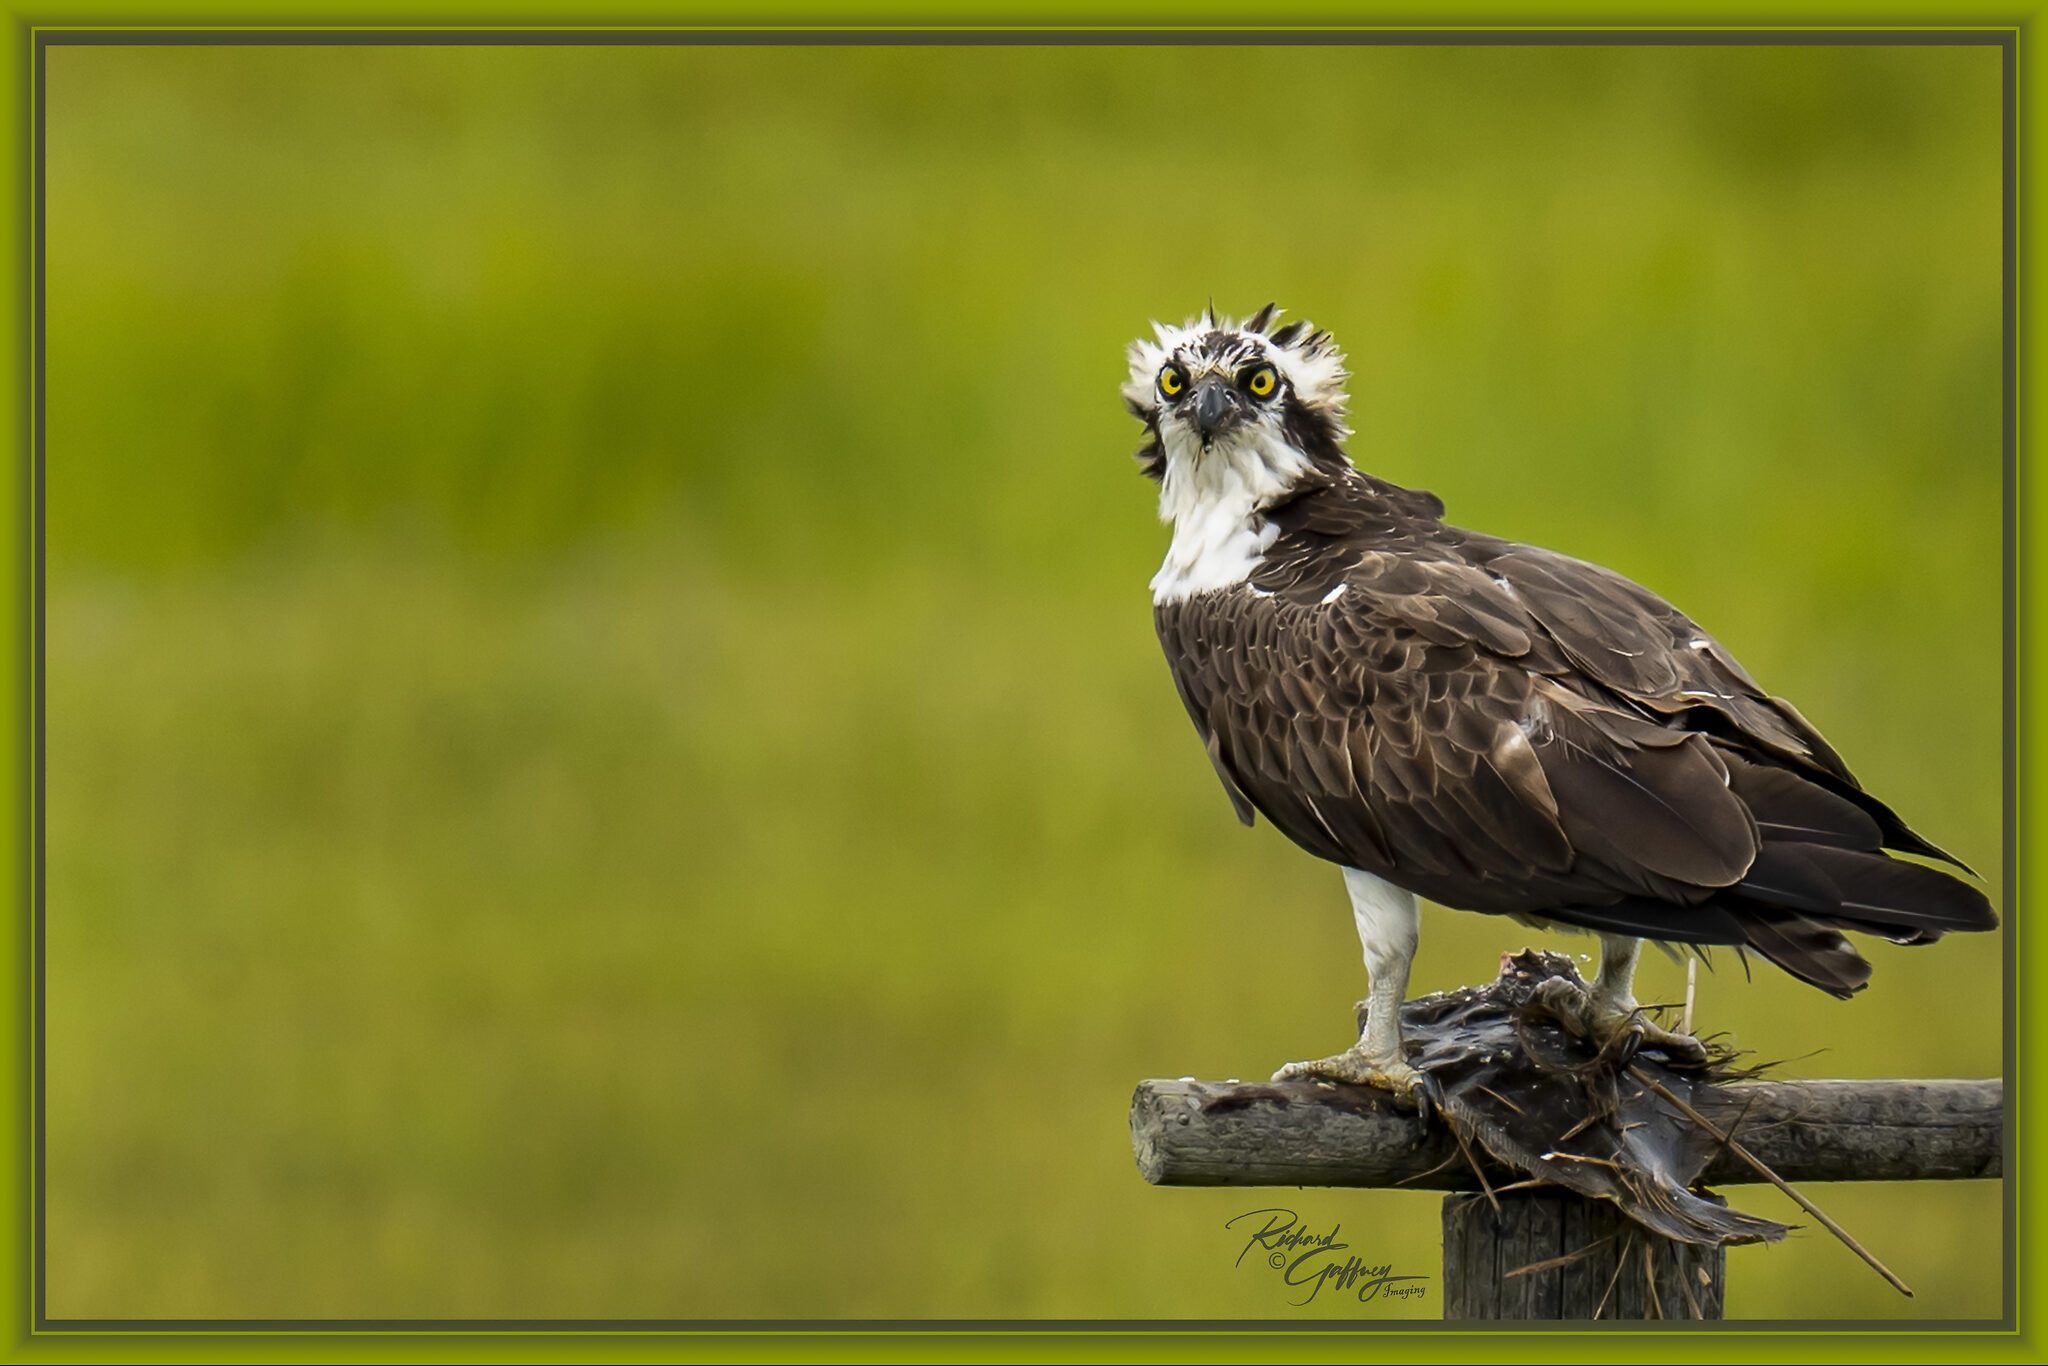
[1123,302,1997,1102]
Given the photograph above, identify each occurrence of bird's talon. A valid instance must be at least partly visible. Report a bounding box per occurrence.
[1271,1048,1424,1107]
[1531,976,1707,1065]
[1629,1016,1710,1066]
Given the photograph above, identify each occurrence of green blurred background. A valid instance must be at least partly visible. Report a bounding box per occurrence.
[44,43,2003,1322]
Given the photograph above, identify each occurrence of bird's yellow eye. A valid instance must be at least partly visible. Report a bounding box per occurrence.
[1159,365,1185,398]
[1246,366,1277,399]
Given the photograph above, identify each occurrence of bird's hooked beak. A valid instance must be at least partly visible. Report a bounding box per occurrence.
[1189,375,1244,445]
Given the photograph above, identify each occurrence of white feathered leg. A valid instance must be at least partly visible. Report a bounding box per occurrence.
[1272,869,1423,1102]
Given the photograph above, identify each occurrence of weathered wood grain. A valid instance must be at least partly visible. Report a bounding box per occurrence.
[1132,1076,2002,1189]
[1442,1189,1726,1320]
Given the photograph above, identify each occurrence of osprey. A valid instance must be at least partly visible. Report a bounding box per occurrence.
[1125,304,1996,1100]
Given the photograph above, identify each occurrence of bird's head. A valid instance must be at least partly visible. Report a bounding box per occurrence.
[1122,302,1351,482]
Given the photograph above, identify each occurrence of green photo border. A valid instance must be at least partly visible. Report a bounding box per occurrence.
[1,7,2034,1360]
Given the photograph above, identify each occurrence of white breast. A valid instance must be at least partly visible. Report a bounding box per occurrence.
[1150,429,1310,605]
[1150,502,1280,603]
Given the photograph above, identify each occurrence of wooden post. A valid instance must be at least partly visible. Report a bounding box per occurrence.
[1442,1189,1723,1319]
[1130,1076,2000,1321]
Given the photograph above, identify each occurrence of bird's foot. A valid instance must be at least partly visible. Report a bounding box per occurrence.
[1272,1044,1425,1108]
[1530,975,1708,1066]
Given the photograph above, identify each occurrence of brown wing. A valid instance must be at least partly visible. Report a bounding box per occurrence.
[1476,539,1962,867]
[1156,538,1994,998]
[1155,574,1761,919]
